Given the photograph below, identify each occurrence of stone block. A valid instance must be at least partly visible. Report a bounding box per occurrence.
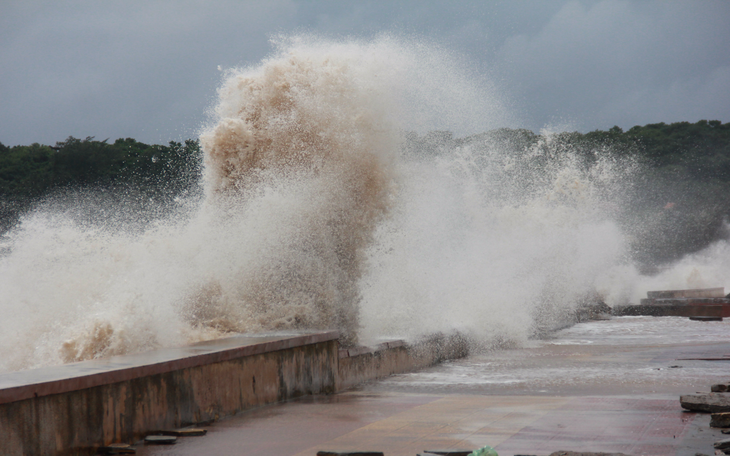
[549,452,632,456]
[715,438,730,450]
[681,393,730,412]
[317,452,384,456]
[711,412,730,428]
[423,450,473,456]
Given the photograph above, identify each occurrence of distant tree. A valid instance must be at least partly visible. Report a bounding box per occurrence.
[0,136,202,234]
[455,120,730,269]
[2,121,728,267]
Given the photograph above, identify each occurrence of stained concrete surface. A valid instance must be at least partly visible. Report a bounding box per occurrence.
[367,318,730,397]
[0,331,338,404]
[137,317,730,456]
[0,331,340,455]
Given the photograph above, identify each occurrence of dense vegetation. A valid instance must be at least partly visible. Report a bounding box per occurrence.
[554,120,730,269]
[409,120,730,271]
[1,119,729,270]
[0,137,202,233]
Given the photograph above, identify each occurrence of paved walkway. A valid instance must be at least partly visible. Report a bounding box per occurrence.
[136,392,714,456]
[137,317,730,456]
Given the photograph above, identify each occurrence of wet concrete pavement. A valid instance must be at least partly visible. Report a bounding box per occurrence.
[136,317,730,456]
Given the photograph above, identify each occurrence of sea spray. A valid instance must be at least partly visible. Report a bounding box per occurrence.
[0,36,504,371]
[1,35,728,373]
[187,35,511,345]
[359,129,638,347]
[195,39,401,344]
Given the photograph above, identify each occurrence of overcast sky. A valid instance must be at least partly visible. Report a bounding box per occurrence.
[1,0,729,146]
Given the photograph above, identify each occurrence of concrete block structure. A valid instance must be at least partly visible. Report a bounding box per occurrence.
[0,330,465,455]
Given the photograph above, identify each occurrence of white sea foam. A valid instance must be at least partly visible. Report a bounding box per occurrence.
[1,35,728,373]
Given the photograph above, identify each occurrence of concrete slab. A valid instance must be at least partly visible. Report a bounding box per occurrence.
[135,317,730,456]
[133,392,719,456]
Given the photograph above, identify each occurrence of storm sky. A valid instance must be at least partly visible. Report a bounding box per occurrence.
[1,0,729,146]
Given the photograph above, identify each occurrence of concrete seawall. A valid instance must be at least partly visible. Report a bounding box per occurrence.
[0,331,466,455]
[615,287,730,318]
[338,332,468,391]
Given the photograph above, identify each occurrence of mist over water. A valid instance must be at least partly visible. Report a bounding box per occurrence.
[1,35,728,373]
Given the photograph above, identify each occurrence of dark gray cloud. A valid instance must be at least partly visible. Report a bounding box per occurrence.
[1,0,728,146]
[493,1,730,131]
[0,1,294,145]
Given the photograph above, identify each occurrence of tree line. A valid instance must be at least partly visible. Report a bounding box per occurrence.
[527,120,730,269]
[2,119,729,269]
[0,137,202,233]
[408,119,730,271]
[541,120,730,269]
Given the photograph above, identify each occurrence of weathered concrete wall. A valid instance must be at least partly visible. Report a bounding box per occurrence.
[616,287,730,317]
[0,330,468,455]
[647,287,725,299]
[615,303,730,317]
[337,333,469,391]
[0,332,338,456]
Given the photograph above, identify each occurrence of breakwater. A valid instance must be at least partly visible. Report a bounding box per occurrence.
[0,331,466,455]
